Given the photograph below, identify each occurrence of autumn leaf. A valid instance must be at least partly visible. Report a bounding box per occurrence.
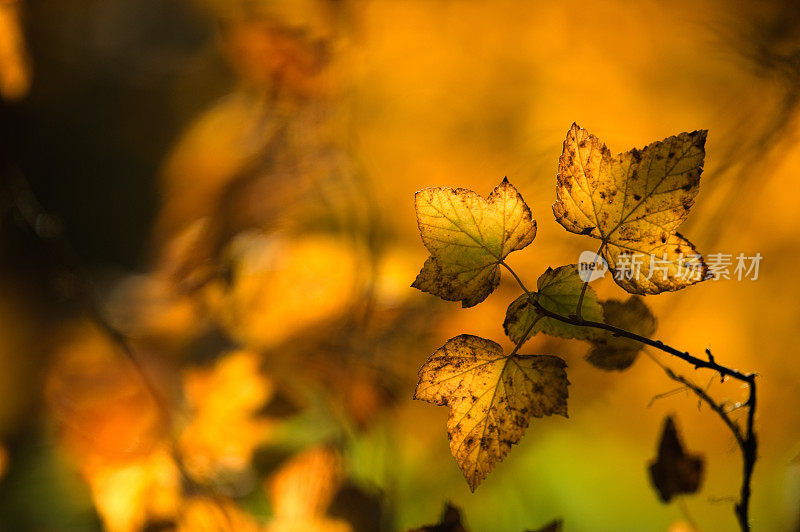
[407,502,467,532]
[412,178,537,308]
[177,496,262,532]
[414,335,568,490]
[265,445,351,532]
[179,350,275,480]
[649,416,704,502]
[84,447,181,532]
[504,265,604,344]
[553,124,710,294]
[586,296,656,371]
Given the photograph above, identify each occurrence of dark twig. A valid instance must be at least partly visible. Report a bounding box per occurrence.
[499,261,758,532]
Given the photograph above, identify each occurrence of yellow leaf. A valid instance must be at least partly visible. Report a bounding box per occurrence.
[414,335,568,490]
[265,446,352,532]
[177,496,263,532]
[585,296,656,371]
[206,232,358,349]
[84,447,181,532]
[45,323,165,462]
[413,178,537,307]
[504,265,604,344]
[179,350,275,480]
[553,124,709,294]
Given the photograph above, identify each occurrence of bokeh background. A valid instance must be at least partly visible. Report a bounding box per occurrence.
[0,0,798,530]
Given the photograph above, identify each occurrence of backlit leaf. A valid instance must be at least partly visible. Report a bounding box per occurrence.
[504,265,604,344]
[585,296,656,371]
[177,496,262,532]
[265,445,351,532]
[412,178,537,307]
[553,124,710,294]
[648,416,704,502]
[414,335,568,491]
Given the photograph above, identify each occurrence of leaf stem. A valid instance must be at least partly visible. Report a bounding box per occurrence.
[575,241,606,319]
[508,315,542,357]
[501,261,758,532]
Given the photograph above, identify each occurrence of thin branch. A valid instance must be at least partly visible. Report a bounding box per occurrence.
[647,385,690,407]
[1,167,233,501]
[644,350,745,447]
[4,170,172,418]
[500,261,758,532]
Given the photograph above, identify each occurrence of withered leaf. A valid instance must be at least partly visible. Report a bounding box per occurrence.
[414,335,568,491]
[504,265,604,344]
[412,178,537,307]
[586,296,656,371]
[553,124,710,294]
[649,416,704,502]
[406,502,467,532]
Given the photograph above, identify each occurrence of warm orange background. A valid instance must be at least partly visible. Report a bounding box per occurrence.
[0,1,798,531]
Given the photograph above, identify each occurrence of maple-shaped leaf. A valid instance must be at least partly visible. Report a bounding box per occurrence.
[412,178,537,307]
[553,124,710,294]
[586,296,657,371]
[414,335,568,491]
[504,265,604,344]
[649,416,704,502]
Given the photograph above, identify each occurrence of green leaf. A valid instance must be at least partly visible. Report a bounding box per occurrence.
[553,124,710,294]
[585,296,656,371]
[504,265,604,344]
[414,335,568,491]
[412,178,537,308]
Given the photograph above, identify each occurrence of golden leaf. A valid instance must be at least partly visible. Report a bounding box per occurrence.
[413,178,537,307]
[177,497,263,532]
[504,265,604,344]
[44,323,165,462]
[265,446,352,532]
[84,447,181,532]
[553,124,709,294]
[414,335,568,490]
[206,232,358,349]
[179,350,275,480]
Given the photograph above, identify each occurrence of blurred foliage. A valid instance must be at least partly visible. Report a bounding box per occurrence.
[0,0,797,531]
